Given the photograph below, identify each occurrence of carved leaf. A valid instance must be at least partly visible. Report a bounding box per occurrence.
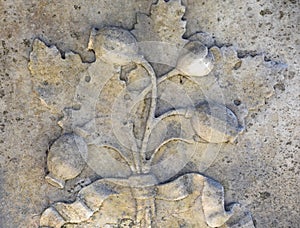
[150,139,198,182]
[146,109,195,158]
[155,74,207,116]
[132,0,186,45]
[86,144,132,178]
[71,59,154,174]
[132,0,188,76]
[110,64,152,147]
[28,39,87,115]
[208,46,287,123]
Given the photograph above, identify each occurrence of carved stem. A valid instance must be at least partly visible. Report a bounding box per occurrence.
[132,185,156,228]
[137,66,184,172]
[138,61,157,173]
[152,108,190,124]
[135,198,155,228]
[128,121,141,173]
[157,68,180,83]
[131,65,184,173]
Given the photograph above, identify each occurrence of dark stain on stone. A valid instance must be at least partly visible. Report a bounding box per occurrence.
[273,83,285,91]
[260,9,273,16]
[260,191,271,200]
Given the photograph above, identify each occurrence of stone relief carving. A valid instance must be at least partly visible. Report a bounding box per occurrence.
[27,0,285,227]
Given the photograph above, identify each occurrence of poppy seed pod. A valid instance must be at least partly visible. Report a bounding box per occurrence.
[191,102,244,143]
[176,41,214,77]
[88,27,141,65]
[46,133,86,188]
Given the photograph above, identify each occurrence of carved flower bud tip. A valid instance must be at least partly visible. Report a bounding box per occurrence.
[88,27,141,65]
[176,41,214,77]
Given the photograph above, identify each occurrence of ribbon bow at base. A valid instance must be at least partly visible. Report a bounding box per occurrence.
[40,173,254,228]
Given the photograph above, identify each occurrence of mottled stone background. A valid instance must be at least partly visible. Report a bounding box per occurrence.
[0,0,299,227]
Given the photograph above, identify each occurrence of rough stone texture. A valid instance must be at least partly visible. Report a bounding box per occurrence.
[0,0,299,228]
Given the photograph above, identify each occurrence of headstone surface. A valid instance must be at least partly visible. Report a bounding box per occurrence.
[0,0,298,227]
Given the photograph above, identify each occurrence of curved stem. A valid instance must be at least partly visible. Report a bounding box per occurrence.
[158,68,216,91]
[138,61,157,173]
[152,108,193,125]
[133,68,181,107]
[132,63,186,173]
[128,122,141,174]
[157,68,181,84]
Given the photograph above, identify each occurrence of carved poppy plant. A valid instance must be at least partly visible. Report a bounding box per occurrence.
[37,26,248,228]
[29,1,256,227]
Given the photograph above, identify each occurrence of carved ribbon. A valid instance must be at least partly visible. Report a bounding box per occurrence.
[40,173,235,228]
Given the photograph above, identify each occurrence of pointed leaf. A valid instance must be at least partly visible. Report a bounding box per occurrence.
[86,144,132,178]
[146,109,196,159]
[150,139,198,182]
[71,53,155,170]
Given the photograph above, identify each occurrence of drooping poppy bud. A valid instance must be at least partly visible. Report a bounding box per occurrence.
[46,133,86,188]
[88,27,141,65]
[176,41,214,77]
[191,101,244,143]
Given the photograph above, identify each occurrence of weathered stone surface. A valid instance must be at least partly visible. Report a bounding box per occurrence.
[40,207,65,228]
[0,0,298,227]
